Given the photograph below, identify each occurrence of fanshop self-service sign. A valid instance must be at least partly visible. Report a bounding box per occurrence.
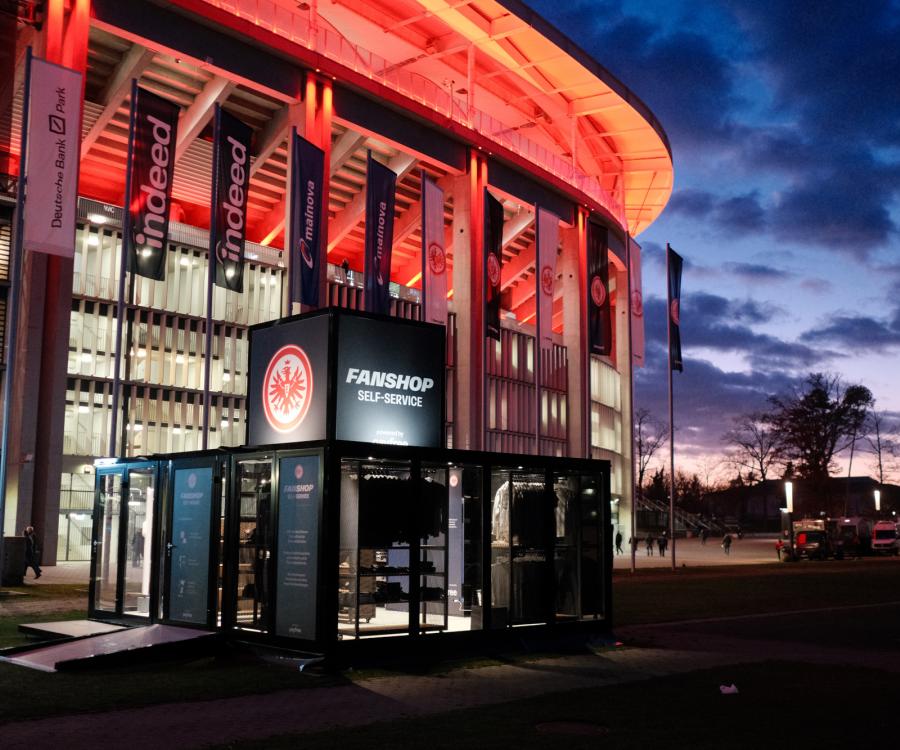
[247,313,329,445]
[334,314,444,447]
[247,310,445,449]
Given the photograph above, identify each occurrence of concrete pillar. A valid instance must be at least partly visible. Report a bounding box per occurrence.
[451,152,485,450]
[560,209,588,458]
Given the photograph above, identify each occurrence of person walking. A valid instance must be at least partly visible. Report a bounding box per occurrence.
[657,535,666,557]
[615,531,623,555]
[629,536,638,554]
[722,532,733,556]
[645,534,654,556]
[23,525,42,580]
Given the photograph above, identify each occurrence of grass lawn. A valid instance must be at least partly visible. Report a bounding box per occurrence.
[218,660,898,750]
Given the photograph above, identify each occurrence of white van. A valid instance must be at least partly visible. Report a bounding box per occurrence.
[871,521,900,555]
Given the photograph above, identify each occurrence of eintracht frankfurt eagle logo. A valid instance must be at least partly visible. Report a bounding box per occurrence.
[540,265,554,296]
[487,253,501,287]
[428,242,446,275]
[670,299,680,325]
[294,463,304,480]
[590,275,606,307]
[631,289,644,317]
[263,345,313,433]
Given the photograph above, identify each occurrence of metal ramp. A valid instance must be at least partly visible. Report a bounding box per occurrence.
[1,624,216,672]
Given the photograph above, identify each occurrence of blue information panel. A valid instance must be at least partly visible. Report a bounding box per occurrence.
[169,466,213,624]
[276,454,321,639]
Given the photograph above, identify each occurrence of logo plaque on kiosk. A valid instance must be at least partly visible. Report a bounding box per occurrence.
[247,309,445,448]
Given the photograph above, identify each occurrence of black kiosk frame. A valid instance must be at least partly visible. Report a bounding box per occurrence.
[87,310,612,660]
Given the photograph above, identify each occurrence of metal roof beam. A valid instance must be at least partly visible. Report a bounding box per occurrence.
[81,44,156,159]
[502,208,534,249]
[249,104,290,179]
[175,76,237,164]
[391,174,453,247]
[500,241,535,292]
[330,130,367,176]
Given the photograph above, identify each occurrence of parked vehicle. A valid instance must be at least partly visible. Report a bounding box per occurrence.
[835,517,873,557]
[871,521,900,555]
[791,519,833,560]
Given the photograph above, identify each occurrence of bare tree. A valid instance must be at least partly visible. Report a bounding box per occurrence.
[635,408,667,502]
[865,409,899,485]
[723,412,783,483]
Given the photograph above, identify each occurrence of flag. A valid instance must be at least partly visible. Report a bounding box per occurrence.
[210,107,252,293]
[484,190,503,341]
[128,87,180,280]
[587,222,611,356]
[535,206,558,352]
[364,153,397,315]
[630,238,645,367]
[288,129,325,307]
[421,172,447,326]
[22,57,83,257]
[667,244,683,372]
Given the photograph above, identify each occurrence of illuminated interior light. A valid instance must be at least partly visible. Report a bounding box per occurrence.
[141,248,152,258]
[80,352,93,362]
[406,271,422,286]
[225,267,236,279]
[87,235,99,247]
[175,354,185,364]
[88,213,108,225]
[78,405,90,414]
[222,372,231,382]
[172,427,182,435]
[136,349,147,359]
[133,424,143,432]
[180,257,190,267]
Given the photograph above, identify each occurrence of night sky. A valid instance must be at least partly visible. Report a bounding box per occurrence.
[526,0,900,480]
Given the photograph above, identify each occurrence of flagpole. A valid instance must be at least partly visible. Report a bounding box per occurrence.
[534,205,541,453]
[626,234,636,574]
[109,79,138,457]
[420,169,427,321]
[0,48,32,562]
[202,104,221,450]
[666,243,676,572]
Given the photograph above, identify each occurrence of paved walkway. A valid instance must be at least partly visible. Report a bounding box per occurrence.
[613,535,780,569]
[0,646,755,750]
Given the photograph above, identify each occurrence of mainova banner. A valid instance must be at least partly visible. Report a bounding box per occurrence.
[535,206,559,353]
[23,57,83,257]
[335,314,445,448]
[364,154,397,315]
[168,466,213,625]
[128,87,180,280]
[587,222,611,357]
[421,172,447,326]
[289,130,325,308]
[246,314,330,445]
[211,107,252,293]
[484,190,504,341]
[276,453,321,640]
[630,238,645,368]
[667,244,684,372]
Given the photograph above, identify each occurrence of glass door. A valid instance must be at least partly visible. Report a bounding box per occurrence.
[90,467,125,616]
[162,458,219,628]
[122,467,156,617]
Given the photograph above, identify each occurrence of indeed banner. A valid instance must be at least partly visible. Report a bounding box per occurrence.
[587,222,611,357]
[364,154,396,315]
[128,87,180,280]
[211,107,252,293]
[289,130,325,308]
[421,173,447,326]
[484,190,504,341]
[535,206,559,352]
[23,57,83,258]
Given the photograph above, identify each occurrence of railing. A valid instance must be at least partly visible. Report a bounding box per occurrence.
[196,0,625,224]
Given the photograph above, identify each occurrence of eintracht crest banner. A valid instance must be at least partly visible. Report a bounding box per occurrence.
[128,87,180,281]
[421,172,447,326]
[630,239,645,368]
[587,222,611,356]
[210,107,252,293]
[364,153,397,315]
[289,130,325,308]
[484,190,504,341]
[535,206,559,352]
[23,57,83,258]
[667,244,684,372]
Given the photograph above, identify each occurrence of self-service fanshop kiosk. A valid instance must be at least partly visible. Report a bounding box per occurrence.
[87,309,611,660]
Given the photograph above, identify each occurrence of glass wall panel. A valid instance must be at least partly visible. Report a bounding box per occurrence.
[234,459,273,633]
[439,465,482,632]
[509,471,551,625]
[419,466,448,633]
[553,474,579,621]
[94,472,121,612]
[123,469,155,617]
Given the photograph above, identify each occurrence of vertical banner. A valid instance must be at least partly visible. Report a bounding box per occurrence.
[0,13,17,174]
[421,172,447,326]
[667,244,684,372]
[364,153,397,315]
[289,130,325,308]
[168,466,213,625]
[587,222,611,356]
[630,239,645,367]
[211,108,252,293]
[22,57,83,257]
[535,206,559,352]
[276,454,321,639]
[128,88,180,280]
[484,190,504,341]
